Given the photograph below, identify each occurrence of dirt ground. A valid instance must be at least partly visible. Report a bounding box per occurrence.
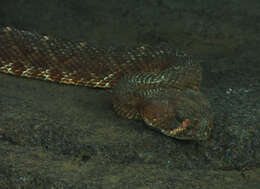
[0,0,259,188]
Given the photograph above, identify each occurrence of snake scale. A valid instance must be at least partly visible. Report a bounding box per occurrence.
[0,26,213,140]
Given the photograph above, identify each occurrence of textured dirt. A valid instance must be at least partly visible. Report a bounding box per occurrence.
[0,0,259,188]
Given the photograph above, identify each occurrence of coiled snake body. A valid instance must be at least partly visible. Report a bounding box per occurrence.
[0,26,213,140]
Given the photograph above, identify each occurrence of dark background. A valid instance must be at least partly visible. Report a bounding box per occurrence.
[0,0,259,188]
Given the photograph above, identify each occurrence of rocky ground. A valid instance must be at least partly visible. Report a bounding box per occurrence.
[0,0,259,188]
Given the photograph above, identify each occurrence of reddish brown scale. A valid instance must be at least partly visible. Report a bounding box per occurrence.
[12,65,26,75]
[0,26,213,140]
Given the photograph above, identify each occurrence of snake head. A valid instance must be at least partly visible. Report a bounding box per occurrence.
[140,89,213,141]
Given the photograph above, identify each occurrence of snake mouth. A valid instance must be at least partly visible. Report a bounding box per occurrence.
[165,116,212,140]
[142,109,212,141]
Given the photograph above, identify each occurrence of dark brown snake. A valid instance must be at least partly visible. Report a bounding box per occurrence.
[0,26,213,140]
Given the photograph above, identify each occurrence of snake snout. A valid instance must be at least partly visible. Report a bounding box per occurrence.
[171,94,213,140]
[172,117,212,140]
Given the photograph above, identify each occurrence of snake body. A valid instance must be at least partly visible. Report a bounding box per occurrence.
[0,26,213,140]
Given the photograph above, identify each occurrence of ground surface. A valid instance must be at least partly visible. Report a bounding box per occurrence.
[0,0,259,188]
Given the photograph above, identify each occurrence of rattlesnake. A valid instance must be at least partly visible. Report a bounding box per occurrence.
[0,26,213,140]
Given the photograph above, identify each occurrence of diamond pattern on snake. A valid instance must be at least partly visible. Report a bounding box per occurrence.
[0,26,213,140]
